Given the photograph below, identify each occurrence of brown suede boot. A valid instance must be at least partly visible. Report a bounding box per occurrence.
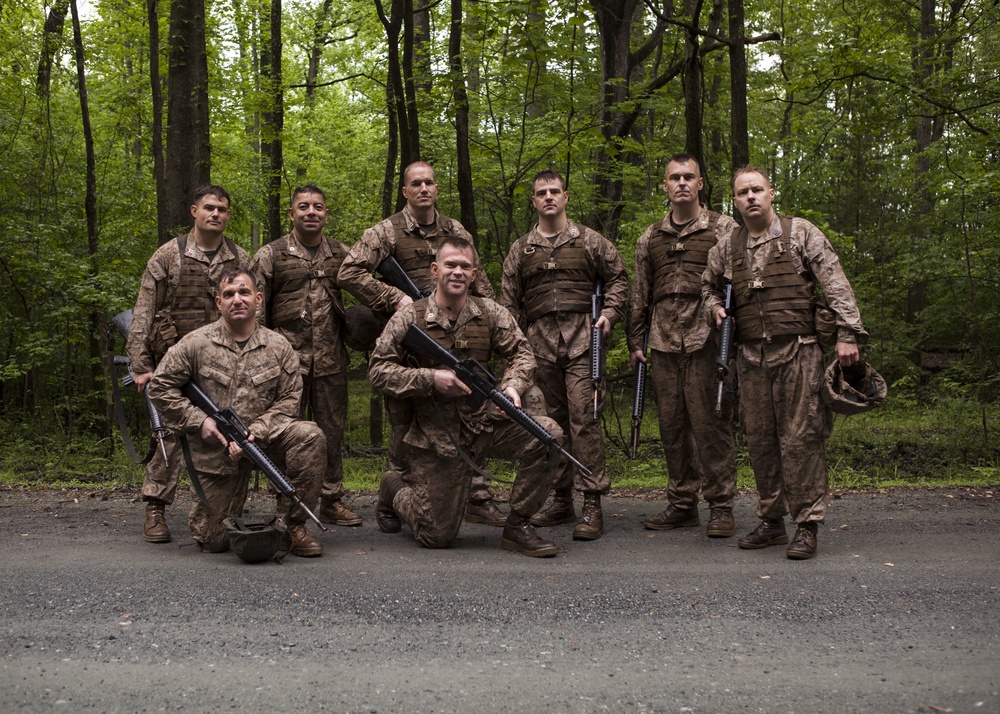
[501,514,558,557]
[143,503,171,543]
[786,522,819,560]
[528,489,576,527]
[376,473,404,533]
[320,499,363,527]
[287,524,323,557]
[572,494,603,541]
[464,500,507,527]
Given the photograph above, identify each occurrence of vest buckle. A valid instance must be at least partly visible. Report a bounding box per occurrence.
[749,279,765,290]
[454,339,469,349]
[673,242,686,252]
[543,261,558,270]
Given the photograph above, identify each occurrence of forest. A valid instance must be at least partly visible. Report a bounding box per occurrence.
[1,0,998,484]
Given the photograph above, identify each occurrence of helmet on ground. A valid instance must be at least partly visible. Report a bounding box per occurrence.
[343,305,383,352]
[822,360,887,415]
[223,517,289,563]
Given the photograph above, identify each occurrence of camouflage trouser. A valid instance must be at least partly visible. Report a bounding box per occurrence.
[393,416,562,549]
[386,398,495,505]
[737,341,833,525]
[141,432,183,506]
[534,348,609,495]
[302,371,347,503]
[189,420,326,552]
[650,347,737,511]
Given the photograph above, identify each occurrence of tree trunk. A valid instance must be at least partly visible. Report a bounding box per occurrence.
[449,0,478,238]
[165,0,211,233]
[728,0,749,171]
[147,0,170,245]
[37,0,70,98]
[261,0,284,243]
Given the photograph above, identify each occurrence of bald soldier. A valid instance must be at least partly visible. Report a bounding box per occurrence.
[338,161,505,526]
[703,166,868,559]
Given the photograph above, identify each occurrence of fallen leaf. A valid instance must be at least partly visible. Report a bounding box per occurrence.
[883,563,894,567]
[759,575,771,579]
[929,706,953,713]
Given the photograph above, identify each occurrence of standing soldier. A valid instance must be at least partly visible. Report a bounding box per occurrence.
[501,169,628,541]
[628,155,739,537]
[248,184,361,527]
[338,161,504,526]
[703,166,868,559]
[127,185,249,544]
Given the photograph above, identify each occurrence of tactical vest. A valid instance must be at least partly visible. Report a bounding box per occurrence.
[520,224,594,322]
[648,212,720,302]
[169,234,241,340]
[389,212,460,293]
[411,298,492,365]
[268,235,346,328]
[731,216,816,342]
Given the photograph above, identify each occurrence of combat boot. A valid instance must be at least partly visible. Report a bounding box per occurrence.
[501,515,558,558]
[572,494,604,541]
[528,489,576,527]
[738,519,789,549]
[706,507,736,538]
[143,503,171,543]
[320,499,363,527]
[376,473,404,533]
[642,506,699,531]
[786,522,819,560]
[464,500,507,527]
[287,524,323,557]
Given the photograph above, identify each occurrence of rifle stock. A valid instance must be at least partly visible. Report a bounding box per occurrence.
[715,283,735,417]
[401,324,592,476]
[377,255,429,302]
[180,380,327,531]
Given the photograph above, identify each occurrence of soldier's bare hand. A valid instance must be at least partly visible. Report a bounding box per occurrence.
[714,307,727,327]
[629,349,647,369]
[836,341,860,368]
[226,434,248,462]
[133,372,153,393]
[200,417,230,451]
[395,295,414,311]
[595,315,612,337]
[433,369,471,397]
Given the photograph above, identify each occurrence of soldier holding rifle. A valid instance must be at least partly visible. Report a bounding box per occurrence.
[148,268,326,557]
[338,161,504,526]
[501,169,628,541]
[627,155,739,538]
[368,237,563,557]
[126,186,250,544]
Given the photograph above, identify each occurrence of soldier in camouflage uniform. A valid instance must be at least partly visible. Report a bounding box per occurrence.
[148,268,326,557]
[249,184,361,528]
[627,155,739,538]
[338,161,504,526]
[126,185,250,544]
[501,169,628,541]
[368,237,561,557]
[703,166,868,559]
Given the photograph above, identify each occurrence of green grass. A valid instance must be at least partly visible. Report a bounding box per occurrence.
[2,383,999,492]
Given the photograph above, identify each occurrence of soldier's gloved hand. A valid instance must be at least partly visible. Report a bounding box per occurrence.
[433,369,472,397]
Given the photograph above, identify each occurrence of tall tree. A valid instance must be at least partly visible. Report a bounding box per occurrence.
[261,0,284,242]
[449,0,477,237]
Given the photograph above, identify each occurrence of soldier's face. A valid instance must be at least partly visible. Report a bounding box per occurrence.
[216,273,262,327]
[288,191,328,238]
[432,244,477,300]
[732,172,775,222]
[401,166,438,211]
[663,160,703,206]
[531,178,568,219]
[191,195,231,235]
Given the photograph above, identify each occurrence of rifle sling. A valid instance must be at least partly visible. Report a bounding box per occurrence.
[179,434,218,515]
[109,353,155,465]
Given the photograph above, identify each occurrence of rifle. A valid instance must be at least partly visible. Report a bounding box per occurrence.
[630,330,649,460]
[401,324,592,476]
[715,283,735,417]
[109,309,170,466]
[377,255,430,302]
[590,277,605,421]
[180,380,328,531]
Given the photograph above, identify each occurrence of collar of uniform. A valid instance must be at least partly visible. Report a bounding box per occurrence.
[183,230,232,263]
[664,204,709,237]
[424,291,480,329]
[401,205,441,234]
[208,319,263,353]
[283,232,329,259]
[527,220,581,248]
[745,214,784,249]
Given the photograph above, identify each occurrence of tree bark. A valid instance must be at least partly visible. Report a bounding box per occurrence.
[728,0,749,172]
[450,0,478,238]
[165,0,211,233]
[261,0,284,243]
[37,0,70,98]
[147,0,170,245]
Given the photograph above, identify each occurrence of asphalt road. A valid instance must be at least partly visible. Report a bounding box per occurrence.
[1,487,997,713]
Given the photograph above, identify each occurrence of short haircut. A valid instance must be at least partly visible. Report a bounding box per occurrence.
[665,154,702,178]
[436,236,475,259]
[291,184,326,203]
[192,184,231,207]
[532,168,565,191]
[732,165,771,189]
[402,161,434,184]
[217,267,257,291]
